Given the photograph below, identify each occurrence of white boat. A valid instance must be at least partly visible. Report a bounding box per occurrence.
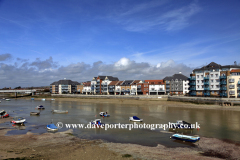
[99,112,110,117]
[51,99,55,101]
[129,116,143,122]
[35,105,45,109]
[11,117,26,124]
[171,134,200,143]
[5,99,10,101]
[52,110,68,114]
[91,119,104,127]
[42,98,46,101]
[47,124,58,131]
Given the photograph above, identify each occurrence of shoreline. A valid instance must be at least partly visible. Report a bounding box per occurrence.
[1,99,240,159]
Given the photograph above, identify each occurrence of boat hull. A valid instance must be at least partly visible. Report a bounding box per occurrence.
[171,134,200,143]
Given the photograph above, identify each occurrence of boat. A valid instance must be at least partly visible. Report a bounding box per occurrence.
[35,105,45,109]
[30,112,40,115]
[170,120,192,129]
[170,134,200,143]
[99,112,110,117]
[42,98,46,101]
[51,99,55,101]
[11,117,26,124]
[5,99,10,101]
[47,123,58,131]
[91,119,105,127]
[31,98,34,100]
[129,116,143,122]
[52,110,68,114]
[0,110,9,118]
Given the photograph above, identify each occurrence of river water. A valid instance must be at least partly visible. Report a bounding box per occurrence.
[0,99,239,147]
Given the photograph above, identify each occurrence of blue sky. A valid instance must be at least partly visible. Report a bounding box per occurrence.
[0,0,240,88]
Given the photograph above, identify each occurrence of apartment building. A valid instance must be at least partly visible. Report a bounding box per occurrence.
[76,83,84,94]
[115,81,123,95]
[50,79,80,94]
[145,80,166,95]
[82,81,91,95]
[163,73,189,95]
[226,69,240,98]
[189,62,240,97]
[131,80,141,95]
[101,76,119,95]
[137,81,149,95]
[120,80,134,95]
[108,81,119,95]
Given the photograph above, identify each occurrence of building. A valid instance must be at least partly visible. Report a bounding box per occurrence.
[189,62,240,97]
[145,80,166,95]
[82,81,92,95]
[163,73,189,95]
[50,79,80,94]
[76,83,84,94]
[137,81,149,95]
[226,69,240,98]
[115,81,123,95]
[120,80,134,95]
[108,81,119,95]
[131,80,141,95]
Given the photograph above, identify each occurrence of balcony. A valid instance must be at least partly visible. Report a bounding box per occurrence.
[229,85,235,89]
[137,89,142,92]
[229,79,235,83]
[131,90,137,92]
[229,91,235,95]
[158,90,165,92]
[166,86,170,89]
[204,87,210,90]
[220,93,227,97]
[166,81,170,84]
[189,87,196,90]
[204,93,210,96]
[190,92,196,96]
[238,87,240,91]
[137,86,141,88]
[204,77,209,80]
[189,82,196,85]
[166,89,170,92]
[189,77,196,81]
[220,76,226,79]
[220,81,227,85]
[238,81,240,85]
[220,87,227,90]
[204,82,209,85]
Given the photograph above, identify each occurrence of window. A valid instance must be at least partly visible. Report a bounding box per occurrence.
[201,75,203,78]
[212,91,214,94]
[197,80,199,83]
[198,91,201,93]
[215,74,218,77]
[211,85,213,89]
[211,74,213,77]
[197,75,199,78]
[211,80,213,83]
[216,85,219,88]
[202,85,204,88]
[197,85,199,88]
[201,80,204,83]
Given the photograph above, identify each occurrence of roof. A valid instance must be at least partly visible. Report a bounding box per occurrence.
[50,79,80,85]
[116,81,123,85]
[230,69,240,73]
[84,82,91,86]
[145,80,164,85]
[97,76,119,81]
[163,74,188,81]
[193,62,240,71]
[132,80,141,85]
[121,80,134,86]
[109,81,119,86]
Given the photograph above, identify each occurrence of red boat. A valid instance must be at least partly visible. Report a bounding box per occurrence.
[0,110,9,118]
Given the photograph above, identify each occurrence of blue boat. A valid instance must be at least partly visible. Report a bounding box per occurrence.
[35,105,45,109]
[171,134,200,143]
[47,124,58,131]
[129,116,143,122]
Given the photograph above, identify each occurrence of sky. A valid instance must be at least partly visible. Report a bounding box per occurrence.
[0,0,240,88]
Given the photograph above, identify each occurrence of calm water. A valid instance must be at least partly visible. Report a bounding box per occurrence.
[0,99,240,147]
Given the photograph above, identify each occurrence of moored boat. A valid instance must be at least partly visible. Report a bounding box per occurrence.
[51,99,55,101]
[170,134,200,143]
[11,117,26,124]
[42,98,46,101]
[5,99,10,101]
[0,110,9,118]
[35,105,45,109]
[129,116,143,122]
[99,112,110,117]
[47,123,58,131]
[52,110,68,114]
[91,119,105,127]
[30,112,40,115]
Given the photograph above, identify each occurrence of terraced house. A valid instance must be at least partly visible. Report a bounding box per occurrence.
[188,62,240,97]
[145,80,166,95]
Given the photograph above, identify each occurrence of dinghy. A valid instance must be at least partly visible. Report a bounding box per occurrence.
[0,110,9,118]
[5,99,10,101]
[170,134,200,143]
[30,112,40,115]
[11,117,26,124]
[35,105,45,109]
[99,112,110,117]
[52,110,68,114]
[47,124,58,131]
[91,119,105,127]
[129,116,143,122]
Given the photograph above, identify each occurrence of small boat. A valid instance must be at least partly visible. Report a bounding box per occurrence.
[99,112,110,117]
[35,105,45,109]
[0,110,9,118]
[47,123,58,131]
[31,98,35,100]
[51,99,55,101]
[171,134,200,143]
[30,112,40,115]
[52,110,68,114]
[91,119,105,127]
[170,120,192,129]
[42,98,46,101]
[129,116,143,122]
[11,117,26,124]
[5,99,10,101]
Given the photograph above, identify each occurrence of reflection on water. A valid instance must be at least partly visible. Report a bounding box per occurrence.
[0,99,240,147]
